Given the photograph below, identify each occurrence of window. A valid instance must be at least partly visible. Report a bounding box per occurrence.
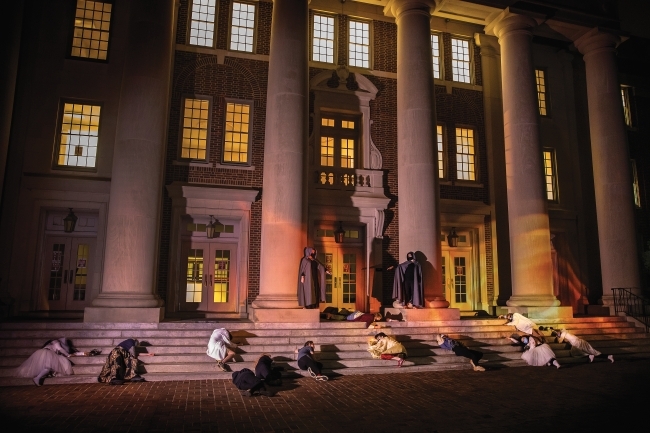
[189,0,217,47]
[455,127,475,181]
[230,2,255,52]
[621,86,633,127]
[348,20,370,69]
[313,14,335,63]
[431,34,441,79]
[320,115,358,169]
[56,102,101,169]
[223,101,252,164]
[632,160,641,208]
[543,148,558,201]
[437,124,445,179]
[71,0,112,60]
[181,97,210,161]
[535,69,548,116]
[451,38,471,83]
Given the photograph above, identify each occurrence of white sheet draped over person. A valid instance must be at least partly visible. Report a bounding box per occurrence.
[207,328,237,371]
[16,338,87,386]
[297,247,327,309]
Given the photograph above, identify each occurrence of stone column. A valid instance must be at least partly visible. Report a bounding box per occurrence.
[251,0,309,318]
[385,0,449,312]
[486,12,559,309]
[85,0,174,322]
[574,28,640,305]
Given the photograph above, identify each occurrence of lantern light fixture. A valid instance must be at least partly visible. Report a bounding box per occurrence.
[447,227,459,247]
[206,215,216,239]
[63,208,78,233]
[334,221,345,244]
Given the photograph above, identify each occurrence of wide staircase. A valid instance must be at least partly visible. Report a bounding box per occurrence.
[1,315,649,386]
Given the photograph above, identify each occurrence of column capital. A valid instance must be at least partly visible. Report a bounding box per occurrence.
[384,0,436,20]
[485,9,539,40]
[573,27,621,58]
[474,33,500,57]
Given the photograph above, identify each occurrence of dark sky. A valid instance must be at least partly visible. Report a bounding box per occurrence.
[618,0,650,38]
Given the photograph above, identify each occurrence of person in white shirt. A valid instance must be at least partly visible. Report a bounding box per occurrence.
[552,329,614,363]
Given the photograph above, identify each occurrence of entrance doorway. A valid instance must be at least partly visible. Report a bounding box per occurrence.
[41,236,96,310]
[441,248,473,311]
[319,246,365,311]
[179,240,238,313]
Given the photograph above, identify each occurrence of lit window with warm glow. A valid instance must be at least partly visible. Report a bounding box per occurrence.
[437,125,445,179]
[536,69,548,116]
[224,102,251,164]
[455,127,475,180]
[71,0,112,60]
[181,98,210,161]
[189,0,217,47]
[57,103,101,168]
[431,33,441,79]
[230,2,255,52]
[543,148,558,201]
[349,20,370,68]
[621,86,633,127]
[313,14,335,63]
[632,159,641,208]
[319,115,357,169]
[451,38,471,83]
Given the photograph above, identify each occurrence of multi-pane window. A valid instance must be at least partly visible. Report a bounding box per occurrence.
[437,124,445,179]
[57,103,101,169]
[320,115,358,168]
[230,2,255,52]
[349,20,370,68]
[181,98,210,161]
[451,38,471,83]
[631,160,641,208]
[621,86,633,127]
[543,148,558,201]
[313,14,335,63]
[189,0,217,47]
[536,69,548,116]
[71,0,112,60]
[223,101,252,164]
[431,34,441,79]
[455,127,475,181]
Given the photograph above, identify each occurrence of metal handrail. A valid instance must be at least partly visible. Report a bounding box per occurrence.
[612,288,649,332]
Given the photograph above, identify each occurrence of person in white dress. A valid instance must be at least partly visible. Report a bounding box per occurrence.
[16,338,90,386]
[500,313,545,339]
[552,329,614,363]
[520,335,561,369]
[207,328,237,371]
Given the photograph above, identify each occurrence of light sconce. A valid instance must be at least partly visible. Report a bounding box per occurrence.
[63,208,78,233]
[447,227,459,247]
[334,221,345,244]
[206,215,216,239]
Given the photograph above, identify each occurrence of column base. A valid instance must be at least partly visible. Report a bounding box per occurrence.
[506,295,560,307]
[249,307,320,323]
[84,306,164,323]
[383,307,460,321]
[92,292,163,308]
[250,294,300,309]
[506,306,573,319]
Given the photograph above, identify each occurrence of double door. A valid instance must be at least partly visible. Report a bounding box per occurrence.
[319,246,365,311]
[441,249,473,311]
[180,241,237,313]
[42,236,96,310]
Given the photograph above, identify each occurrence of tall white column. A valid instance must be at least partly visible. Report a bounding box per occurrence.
[486,12,559,307]
[86,0,174,322]
[252,0,308,310]
[385,0,448,309]
[574,28,640,304]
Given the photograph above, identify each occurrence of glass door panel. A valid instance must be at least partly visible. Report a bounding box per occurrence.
[68,237,95,309]
[319,247,364,311]
[442,250,473,311]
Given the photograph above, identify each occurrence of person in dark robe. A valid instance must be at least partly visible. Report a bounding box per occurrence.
[97,338,144,385]
[297,247,326,309]
[390,251,424,308]
[232,368,275,397]
[254,354,283,386]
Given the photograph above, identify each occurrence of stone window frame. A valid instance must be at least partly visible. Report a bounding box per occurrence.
[431,32,443,80]
[437,123,447,180]
[543,147,559,203]
[347,17,373,70]
[221,97,254,167]
[535,68,550,117]
[621,85,633,127]
[311,11,338,65]
[450,35,473,84]
[67,0,114,63]
[227,1,258,54]
[52,99,103,173]
[453,124,478,183]
[318,112,362,170]
[187,0,219,48]
[178,94,213,163]
[631,159,641,208]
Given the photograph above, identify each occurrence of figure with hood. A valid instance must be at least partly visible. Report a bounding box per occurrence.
[98,338,143,385]
[16,338,97,386]
[207,328,238,371]
[297,247,326,309]
[390,252,424,308]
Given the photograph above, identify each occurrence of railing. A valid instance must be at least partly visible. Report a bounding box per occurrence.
[612,288,650,332]
[314,168,383,190]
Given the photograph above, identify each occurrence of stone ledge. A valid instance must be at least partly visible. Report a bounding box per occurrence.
[506,306,573,319]
[383,307,461,321]
[248,307,320,323]
[84,307,164,323]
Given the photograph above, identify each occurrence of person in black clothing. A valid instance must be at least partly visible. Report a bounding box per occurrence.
[436,334,485,371]
[389,252,424,308]
[294,341,328,381]
[254,353,283,386]
[232,368,275,397]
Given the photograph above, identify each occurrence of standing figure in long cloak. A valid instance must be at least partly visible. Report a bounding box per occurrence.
[297,247,326,309]
[391,252,424,308]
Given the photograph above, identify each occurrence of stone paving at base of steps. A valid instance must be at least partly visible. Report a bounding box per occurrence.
[1,358,647,433]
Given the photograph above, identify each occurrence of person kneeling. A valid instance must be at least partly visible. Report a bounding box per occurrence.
[436,334,485,371]
[232,368,275,397]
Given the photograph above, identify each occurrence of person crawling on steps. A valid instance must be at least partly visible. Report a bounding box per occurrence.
[436,334,485,371]
[232,368,275,397]
[550,329,614,363]
[367,332,407,367]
